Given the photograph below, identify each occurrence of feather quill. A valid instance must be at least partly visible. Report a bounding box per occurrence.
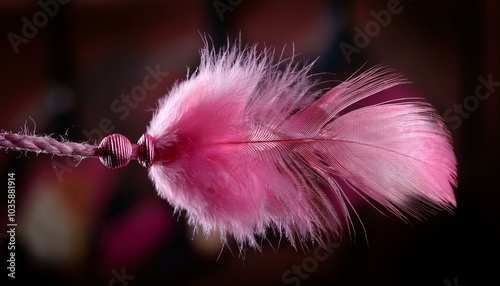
[147,42,457,248]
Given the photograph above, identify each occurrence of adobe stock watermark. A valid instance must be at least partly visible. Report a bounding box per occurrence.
[340,0,410,64]
[213,0,243,21]
[52,64,169,181]
[443,74,499,130]
[7,0,71,54]
[282,241,340,286]
[108,268,135,286]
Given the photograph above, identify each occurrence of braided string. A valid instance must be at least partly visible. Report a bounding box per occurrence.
[0,133,97,157]
[1,132,155,169]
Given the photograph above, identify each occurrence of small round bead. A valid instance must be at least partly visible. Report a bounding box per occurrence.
[137,133,155,168]
[98,134,132,169]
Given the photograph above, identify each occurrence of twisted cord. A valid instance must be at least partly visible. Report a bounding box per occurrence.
[0,133,97,157]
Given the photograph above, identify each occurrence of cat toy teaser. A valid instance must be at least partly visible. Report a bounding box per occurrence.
[1,41,457,248]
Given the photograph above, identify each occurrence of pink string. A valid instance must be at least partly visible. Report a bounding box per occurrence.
[0,133,97,157]
[0,132,155,169]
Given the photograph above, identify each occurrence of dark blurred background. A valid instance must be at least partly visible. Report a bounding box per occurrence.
[0,1,498,285]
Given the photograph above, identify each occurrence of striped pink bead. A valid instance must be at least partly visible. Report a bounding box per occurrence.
[98,134,132,169]
[137,133,155,168]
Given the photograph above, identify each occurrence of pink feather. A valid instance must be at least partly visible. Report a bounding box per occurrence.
[146,42,457,249]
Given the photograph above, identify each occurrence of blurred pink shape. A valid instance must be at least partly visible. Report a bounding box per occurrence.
[100,201,172,268]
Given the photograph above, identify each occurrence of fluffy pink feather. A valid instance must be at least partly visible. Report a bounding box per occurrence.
[147,42,457,248]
